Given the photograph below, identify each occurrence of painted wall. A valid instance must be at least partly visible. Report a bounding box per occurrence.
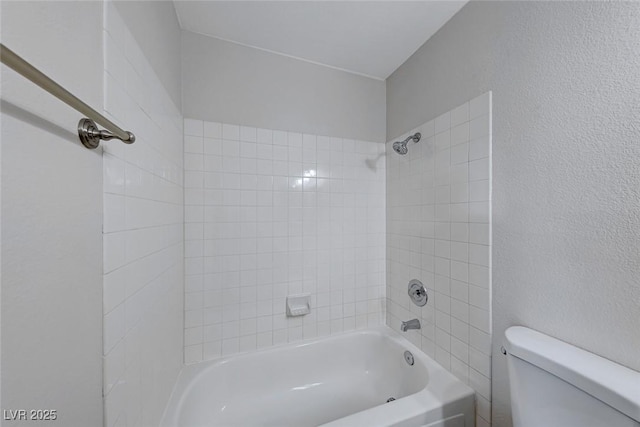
[182,119,386,363]
[386,2,640,425]
[182,31,386,143]
[113,0,182,110]
[1,1,103,424]
[102,2,184,426]
[386,93,492,427]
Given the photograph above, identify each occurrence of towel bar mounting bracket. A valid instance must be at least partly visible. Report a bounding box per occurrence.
[78,118,136,149]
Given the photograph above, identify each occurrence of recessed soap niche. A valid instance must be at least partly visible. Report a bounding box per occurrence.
[286,294,311,317]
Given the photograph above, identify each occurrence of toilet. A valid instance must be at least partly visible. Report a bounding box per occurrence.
[503,326,640,427]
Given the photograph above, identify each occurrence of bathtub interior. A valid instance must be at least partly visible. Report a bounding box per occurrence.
[168,330,433,426]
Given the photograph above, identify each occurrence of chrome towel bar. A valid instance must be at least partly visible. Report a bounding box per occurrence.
[0,43,135,149]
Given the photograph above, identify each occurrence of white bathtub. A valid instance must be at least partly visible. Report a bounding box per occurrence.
[161,326,475,427]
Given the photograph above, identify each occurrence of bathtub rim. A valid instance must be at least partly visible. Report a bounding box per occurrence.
[161,325,475,427]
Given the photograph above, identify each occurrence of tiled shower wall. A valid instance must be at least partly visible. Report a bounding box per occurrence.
[183,119,386,363]
[386,92,492,427]
[102,2,184,426]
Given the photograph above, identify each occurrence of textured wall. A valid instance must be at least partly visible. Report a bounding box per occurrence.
[182,119,386,363]
[102,2,184,426]
[182,32,386,143]
[1,1,104,424]
[387,2,640,426]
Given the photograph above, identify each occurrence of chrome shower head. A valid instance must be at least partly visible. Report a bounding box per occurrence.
[392,132,421,155]
[393,141,409,155]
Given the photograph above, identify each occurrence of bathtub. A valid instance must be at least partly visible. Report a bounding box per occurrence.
[161,326,475,427]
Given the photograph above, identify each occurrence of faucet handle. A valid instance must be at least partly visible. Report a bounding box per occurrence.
[408,279,428,307]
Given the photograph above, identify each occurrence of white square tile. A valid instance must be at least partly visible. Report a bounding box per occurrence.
[469,136,490,160]
[451,299,469,323]
[450,260,469,282]
[204,341,222,360]
[257,331,273,348]
[469,367,491,400]
[185,119,203,137]
[469,244,490,267]
[435,346,451,370]
[186,135,205,154]
[469,306,489,333]
[469,264,490,289]
[203,137,222,156]
[103,340,125,394]
[476,416,491,427]
[434,130,451,151]
[273,130,287,145]
[288,132,303,147]
[451,122,469,146]
[469,180,490,202]
[450,279,469,303]
[104,269,126,314]
[451,317,469,343]
[451,223,469,243]
[469,201,490,223]
[434,111,451,134]
[222,338,239,355]
[222,140,240,157]
[450,143,469,165]
[469,223,490,245]
[469,347,491,377]
[469,158,490,181]
[104,153,126,195]
[185,327,203,346]
[450,102,469,127]
[476,395,491,423]
[240,126,257,142]
[450,242,468,262]
[104,194,126,233]
[469,285,489,311]
[103,304,125,354]
[103,232,126,273]
[222,124,240,140]
[469,326,491,355]
[185,309,204,328]
[184,153,204,171]
[451,183,469,203]
[257,128,273,144]
[450,203,469,223]
[450,336,469,364]
[204,121,222,138]
[469,92,491,119]
[303,134,317,150]
[469,116,490,140]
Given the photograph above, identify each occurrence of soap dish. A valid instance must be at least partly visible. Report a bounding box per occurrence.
[286,294,311,317]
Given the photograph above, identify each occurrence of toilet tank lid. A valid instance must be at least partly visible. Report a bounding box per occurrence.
[504,326,640,423]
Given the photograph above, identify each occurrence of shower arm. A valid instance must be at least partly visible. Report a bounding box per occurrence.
[402,133,421,144]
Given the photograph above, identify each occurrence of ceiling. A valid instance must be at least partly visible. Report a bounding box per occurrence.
[173,1,467,80]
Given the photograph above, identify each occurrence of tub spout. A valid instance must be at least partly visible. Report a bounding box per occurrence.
[400,319,421,332]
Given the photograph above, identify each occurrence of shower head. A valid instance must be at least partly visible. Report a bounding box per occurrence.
[392,141,408,155]
[392,132,421,155]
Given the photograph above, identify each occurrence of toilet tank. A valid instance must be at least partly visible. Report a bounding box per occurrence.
[503,326,640,427]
